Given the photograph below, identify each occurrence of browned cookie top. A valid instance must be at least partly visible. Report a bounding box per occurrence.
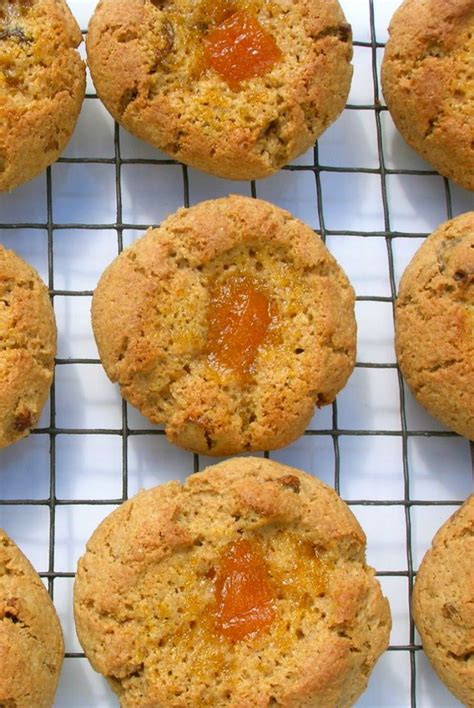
[74,457,391,707]
[92,196,356,456]
[382,0,474,190]
[395,212,474,439]
[0,529,64,707]
[0,0,85,191]
[86,0,353,180]
[413,496,474,707]
[0,245,56,448]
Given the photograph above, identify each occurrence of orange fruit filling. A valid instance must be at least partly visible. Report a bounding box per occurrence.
[207,273,275,379]
[214,538,275,641]
[204,10,282,88]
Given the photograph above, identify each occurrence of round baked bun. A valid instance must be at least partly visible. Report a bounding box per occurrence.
[0,0,85,191]
[382,0,474,191]
[0,245,56,448]
[86,0,353,180]
[0,529,64,706]
[74,457,391,707]
[395,212,474,439]
[92,196,356,456]
[413,495,474,706]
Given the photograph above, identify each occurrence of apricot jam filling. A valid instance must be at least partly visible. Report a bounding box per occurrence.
[203,10,282,88]
[214,538,275,641]
[206,274,276,379]
[210,534,333,643]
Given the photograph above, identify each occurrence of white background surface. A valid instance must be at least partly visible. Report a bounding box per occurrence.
[0,0,473,706]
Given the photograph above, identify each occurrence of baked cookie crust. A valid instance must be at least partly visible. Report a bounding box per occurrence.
[92,195,356,456]
[382,0,474,191]
[395,212,474,439]
[74,457,391,707]
[413,496,474,707]
[0,0,85,192]
[86,0,353,180]
[0,529,64,707]
[0,245,56,448]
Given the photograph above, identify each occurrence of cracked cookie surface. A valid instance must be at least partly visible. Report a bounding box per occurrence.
[0,0,85,192]
[395,212,474,439]
[0,245,56,448]
[92,195,356,456]
[381,0,474,191]
[74,457,391,707]
[0,529,64,707]
[86,0,352,180]
[413,495,474,707]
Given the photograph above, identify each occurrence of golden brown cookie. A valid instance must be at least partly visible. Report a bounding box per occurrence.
[0,245,56,448]
[86,0,353,180]
[0,529,64,707]
[381,0,474,191]
[92,195,356,456]
[0,0,86,192]
[74,457,391,707]
[413,496,474,707]
[395,212,474,439]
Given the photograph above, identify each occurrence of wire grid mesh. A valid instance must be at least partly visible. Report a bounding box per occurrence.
[0,0,473,705]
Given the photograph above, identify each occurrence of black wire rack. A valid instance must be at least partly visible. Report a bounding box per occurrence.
[0,0,472,705]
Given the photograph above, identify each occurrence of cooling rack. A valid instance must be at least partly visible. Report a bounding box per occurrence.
[0,0,472,706]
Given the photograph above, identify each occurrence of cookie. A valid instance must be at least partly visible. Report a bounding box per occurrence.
[86,0,353,180]
[0,0,86,192]
[74,457,391,707]
[395,212,474,439]
[92,195,356,456]
[413,496,474,707]
[381,0,474,191]
[0,245,56,448]
[0,529,64,706]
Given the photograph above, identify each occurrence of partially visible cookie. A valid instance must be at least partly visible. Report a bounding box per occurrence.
[74,457,391,707]
[0,245,56,448]
[395,212,474,439]
[92,195,356,456]
[413,496,474,707]
[0,0,85,192]
[381,0,474,191]
[0,529,64,706]
[86,0,353,180]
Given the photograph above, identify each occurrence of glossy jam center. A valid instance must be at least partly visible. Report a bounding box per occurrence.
[214,538,275,641]
[204,11,282,88]
[207,274,273,378]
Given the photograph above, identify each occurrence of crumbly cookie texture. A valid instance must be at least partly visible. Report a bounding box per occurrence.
[0,245,56,448]
[395,212,474,439]
[74,457,391,708]
[0,529,64,707]
[86,0,353,180]
[381,0,474,191]
[0,0,85,192]
[92,195,356,456]
[413,495,474,707]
